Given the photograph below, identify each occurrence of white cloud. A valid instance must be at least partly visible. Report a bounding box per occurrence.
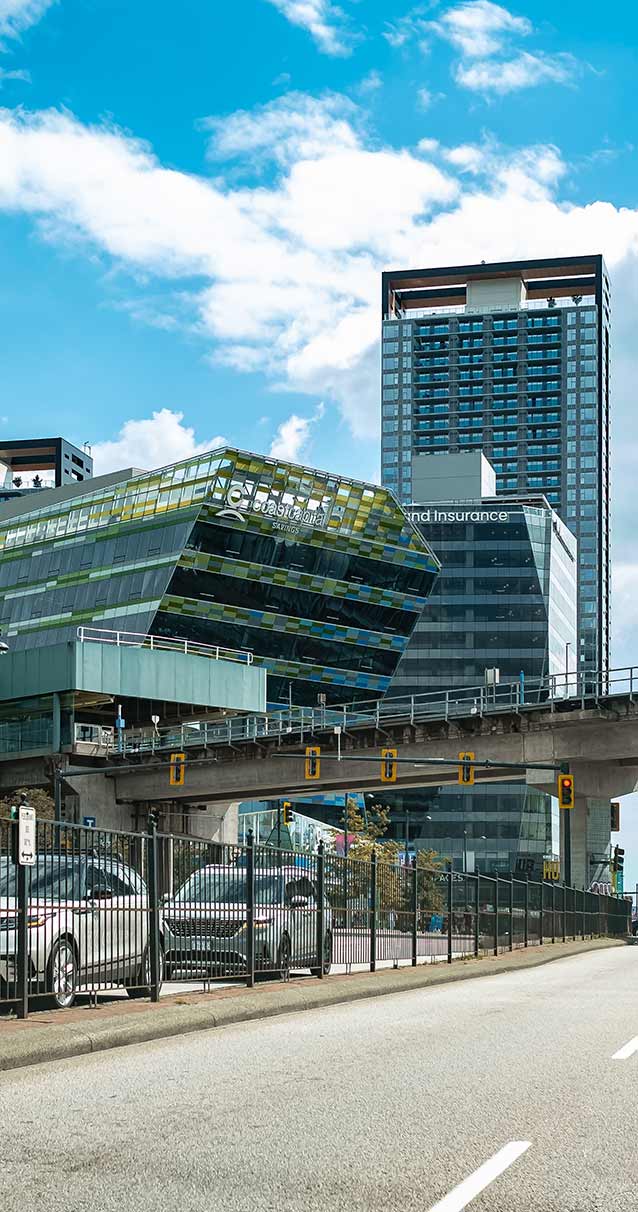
[0,0,54,42]
[263,0,351,56]
[269,403,324,462]
[2,100,638,453]
[357,70,383,95]
[0,67,30,84]
[456,50,576,94]
[204,91,361,169]
[90,409,227,476]
[383,9,431,52]
[391,2,580,96]
[435,1,530,59]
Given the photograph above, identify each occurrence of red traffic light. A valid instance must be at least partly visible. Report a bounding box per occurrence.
[557,774,575,809]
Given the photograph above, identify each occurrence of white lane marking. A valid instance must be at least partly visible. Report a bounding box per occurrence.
[428,1141,531,1212]
[612,1036,638,1060]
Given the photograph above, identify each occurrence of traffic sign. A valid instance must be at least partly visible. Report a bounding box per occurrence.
[458,752,475,785]
[381,748,398,783]
[17,805,36,867]
[304,747,320,780]
[169,752,186,787]
[83,816,97,828]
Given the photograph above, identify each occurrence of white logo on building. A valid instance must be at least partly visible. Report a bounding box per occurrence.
[218,482,329,530]
[407,508,509,524]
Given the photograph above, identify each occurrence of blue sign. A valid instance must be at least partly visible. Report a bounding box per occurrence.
[83,816,97,828]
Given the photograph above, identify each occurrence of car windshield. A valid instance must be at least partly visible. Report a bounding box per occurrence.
[174,872,282,904]
[0,856,85,901]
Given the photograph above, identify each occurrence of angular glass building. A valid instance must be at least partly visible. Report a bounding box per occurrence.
[0,447,440,706]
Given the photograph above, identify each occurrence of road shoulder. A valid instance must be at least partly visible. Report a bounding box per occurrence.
[0,938,627,1074]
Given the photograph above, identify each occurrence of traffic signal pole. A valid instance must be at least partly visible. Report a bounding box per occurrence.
[563,808,572,888]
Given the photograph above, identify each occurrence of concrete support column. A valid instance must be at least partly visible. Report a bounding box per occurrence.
[563,795,588,888]
[52,692,61,753]
[563,794,611,889]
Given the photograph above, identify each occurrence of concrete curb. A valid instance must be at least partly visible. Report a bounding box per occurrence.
[0,938,627,1074]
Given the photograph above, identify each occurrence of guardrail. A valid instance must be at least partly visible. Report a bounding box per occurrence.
[0,816,629,1017]
[76,626,253,665]
[94,664,638,758]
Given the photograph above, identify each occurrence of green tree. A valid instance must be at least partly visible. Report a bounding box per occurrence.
[333,796,444,920]
[0,786,55,821]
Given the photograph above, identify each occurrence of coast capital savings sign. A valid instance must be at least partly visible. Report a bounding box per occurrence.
[216,481,330,530]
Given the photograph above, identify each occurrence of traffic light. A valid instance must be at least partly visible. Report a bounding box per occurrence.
[611,802,621,832]
[169,752,185,787]
[282,801,292,827]
[614,845,625,873]
[381,747,398,783]
[458,752,475,786]
[304,746,320,780]
[557,773,574,809]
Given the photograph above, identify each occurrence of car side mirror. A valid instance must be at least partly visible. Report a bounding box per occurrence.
[87,886,112,901]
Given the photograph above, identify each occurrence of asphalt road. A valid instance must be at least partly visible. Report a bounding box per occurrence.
[1,946,637,1211]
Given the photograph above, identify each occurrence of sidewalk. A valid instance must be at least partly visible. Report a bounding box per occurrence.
[0,937,626,1074]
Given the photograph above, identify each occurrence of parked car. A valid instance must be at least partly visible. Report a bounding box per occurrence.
[162,864,332,979]
[0,853,162,1009]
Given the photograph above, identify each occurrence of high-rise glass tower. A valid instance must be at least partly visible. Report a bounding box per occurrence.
[381,256,611,676]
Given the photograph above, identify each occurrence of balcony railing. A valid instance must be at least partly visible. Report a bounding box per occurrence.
[76,626,253,665]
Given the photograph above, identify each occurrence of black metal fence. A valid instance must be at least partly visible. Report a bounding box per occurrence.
[0,817,630,1018]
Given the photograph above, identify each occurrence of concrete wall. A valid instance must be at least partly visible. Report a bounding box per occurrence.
[410,452,496,504]
[0,642,266,715]
[466,276,525,311]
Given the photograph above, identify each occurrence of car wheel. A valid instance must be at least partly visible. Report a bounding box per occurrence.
[277,934,291,981]
[126,942,165,999]
[45,938,78,1010]
[311,931,333,977]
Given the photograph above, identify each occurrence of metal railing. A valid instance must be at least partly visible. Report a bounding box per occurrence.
[76,626,253,665]
[102,664,638,757]
[0,816,630,1018]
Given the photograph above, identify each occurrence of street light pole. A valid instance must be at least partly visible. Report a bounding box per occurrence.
[463,830,468,874]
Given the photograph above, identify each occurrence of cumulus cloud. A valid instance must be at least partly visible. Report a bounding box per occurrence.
[204,91,362,169]
[90,409,227,476]
[434,0,530,58]
[269,403,325,462]
[389,1,580,95]
[263,0,352,56]
[2,98,638,452]
[455,49,576,93]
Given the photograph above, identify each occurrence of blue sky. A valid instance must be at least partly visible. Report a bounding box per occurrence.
[1,0,638,890]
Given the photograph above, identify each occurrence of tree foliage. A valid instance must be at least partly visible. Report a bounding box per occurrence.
[0,786,55,821]
[326,796,445,918]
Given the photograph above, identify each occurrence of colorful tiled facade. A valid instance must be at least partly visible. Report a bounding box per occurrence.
[0,448,440,706]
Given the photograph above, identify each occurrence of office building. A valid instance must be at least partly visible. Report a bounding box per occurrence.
[0,446,440,707]
[381,255,610,678]
[393,452,578,693]
[379,451,577,877]
[0,437,93,502]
